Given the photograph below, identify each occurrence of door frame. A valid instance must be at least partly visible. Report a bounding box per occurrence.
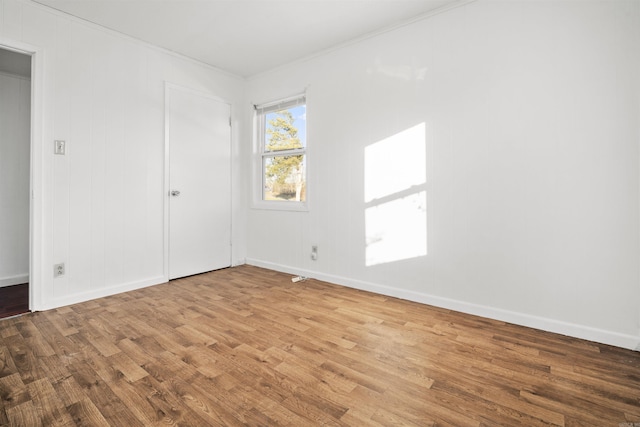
[163,82,232,281]
[0,39,44,311]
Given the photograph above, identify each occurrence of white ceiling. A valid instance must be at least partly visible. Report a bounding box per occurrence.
[32,0,462,78]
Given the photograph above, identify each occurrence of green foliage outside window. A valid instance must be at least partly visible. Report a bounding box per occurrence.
[264,108,306,202]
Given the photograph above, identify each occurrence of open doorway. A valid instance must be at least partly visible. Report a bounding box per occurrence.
[0,47,31,319]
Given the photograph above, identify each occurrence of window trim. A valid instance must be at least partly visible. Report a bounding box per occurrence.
[252,94,308,212]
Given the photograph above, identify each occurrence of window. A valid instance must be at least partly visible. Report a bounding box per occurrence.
[255,95,307,207]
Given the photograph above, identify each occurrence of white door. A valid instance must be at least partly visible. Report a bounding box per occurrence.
[167,85,231,280]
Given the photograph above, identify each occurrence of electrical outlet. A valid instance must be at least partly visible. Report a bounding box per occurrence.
[54,263,65,278]
[311,245,318,261]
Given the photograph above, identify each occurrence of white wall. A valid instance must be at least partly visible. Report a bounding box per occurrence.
[0,71,30,288]
[1,0,637,350]
[0,0,246,309]
[246,0,640,349]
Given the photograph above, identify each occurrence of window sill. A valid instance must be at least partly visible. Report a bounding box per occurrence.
[251,200,309,212]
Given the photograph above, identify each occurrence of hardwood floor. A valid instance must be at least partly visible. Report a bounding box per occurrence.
[0,284,29,319]
[0,265,639,426]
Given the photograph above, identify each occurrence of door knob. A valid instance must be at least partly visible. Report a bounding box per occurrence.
[170,190,181,197]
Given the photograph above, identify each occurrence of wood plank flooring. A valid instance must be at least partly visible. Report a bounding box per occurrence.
[0,284,29,319]
[1,265,639,426]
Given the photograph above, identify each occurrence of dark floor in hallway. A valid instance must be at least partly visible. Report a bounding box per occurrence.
[0,283,29,319]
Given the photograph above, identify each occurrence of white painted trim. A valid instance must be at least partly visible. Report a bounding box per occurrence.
[39,275,167,311]
[246,258,640,351]
[0,274,29,288]
[163,83,171,284]
[0,38,44,312]
[251,200,309,212]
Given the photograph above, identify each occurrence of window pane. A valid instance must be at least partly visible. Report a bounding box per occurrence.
[264,104,306,152]
[263,154,306,202]
[256,95,307,206]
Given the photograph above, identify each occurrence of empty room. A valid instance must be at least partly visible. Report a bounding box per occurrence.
[1,0,639,425]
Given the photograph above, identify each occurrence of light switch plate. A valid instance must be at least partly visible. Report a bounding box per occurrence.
[54,140,65,155]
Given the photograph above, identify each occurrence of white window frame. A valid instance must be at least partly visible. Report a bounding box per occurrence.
[252,94,308,211]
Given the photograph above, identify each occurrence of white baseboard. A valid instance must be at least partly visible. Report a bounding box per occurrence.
[38,275,167,311]
[0,274,29,288]
[246,258,640,351]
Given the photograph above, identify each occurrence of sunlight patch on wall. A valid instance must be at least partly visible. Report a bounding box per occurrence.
[365,191,427,266]
[364,123,427,267]
[365,123,426,203]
